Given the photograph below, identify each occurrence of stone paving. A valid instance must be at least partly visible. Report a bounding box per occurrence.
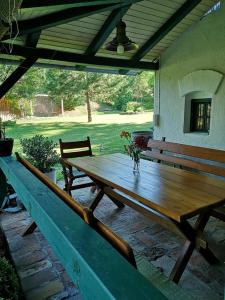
[0,179,225,300]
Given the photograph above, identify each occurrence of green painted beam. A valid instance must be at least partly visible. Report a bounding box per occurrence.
[0,58,139,75]
[0,156,167,300]
[0,44,159,71]
[0,57,38,98]
[3,0,142,39]
[21,0,130,9]
[85,5,131,56]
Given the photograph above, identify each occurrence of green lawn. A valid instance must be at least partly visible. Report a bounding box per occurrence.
[6,112,153,178]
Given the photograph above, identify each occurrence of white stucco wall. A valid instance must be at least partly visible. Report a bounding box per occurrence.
[154,1,225,150]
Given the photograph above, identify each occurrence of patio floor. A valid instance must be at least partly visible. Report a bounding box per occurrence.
[0,179,225,300]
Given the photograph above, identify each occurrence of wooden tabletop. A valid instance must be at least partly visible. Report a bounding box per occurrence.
[65,153,225,222]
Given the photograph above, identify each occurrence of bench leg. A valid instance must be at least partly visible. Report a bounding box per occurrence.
[22,221,37,236]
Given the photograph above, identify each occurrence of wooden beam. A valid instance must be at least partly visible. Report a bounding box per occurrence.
[0,156,167,300]
[0,44,159,71]
[20,0,133,8]
[25,31,41,47]
[131,0,201,61]
[0,57,37,98]
[0,58,139,75]
[3,0,141,39]
[85,5,131,56]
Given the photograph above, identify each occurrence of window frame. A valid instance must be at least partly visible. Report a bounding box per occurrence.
[190,98,211,133]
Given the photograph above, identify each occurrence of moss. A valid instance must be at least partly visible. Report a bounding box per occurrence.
[0,257,20,300]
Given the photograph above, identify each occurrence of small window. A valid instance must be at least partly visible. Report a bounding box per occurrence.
[190,99,211,133]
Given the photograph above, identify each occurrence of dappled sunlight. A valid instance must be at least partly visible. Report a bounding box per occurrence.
[7,112,153,157]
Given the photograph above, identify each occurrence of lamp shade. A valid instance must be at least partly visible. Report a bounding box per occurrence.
[104,20,138,53]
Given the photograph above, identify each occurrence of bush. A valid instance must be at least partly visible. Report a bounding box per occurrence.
[0,257,20,300]
[3,120,16,126]
[20,135,59,172]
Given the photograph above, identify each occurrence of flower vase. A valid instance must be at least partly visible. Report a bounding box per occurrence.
[133,157,140,174]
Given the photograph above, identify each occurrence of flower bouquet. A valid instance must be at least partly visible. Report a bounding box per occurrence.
[120,131,146,173]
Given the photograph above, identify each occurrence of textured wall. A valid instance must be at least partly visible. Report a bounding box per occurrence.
[154,1,225,150]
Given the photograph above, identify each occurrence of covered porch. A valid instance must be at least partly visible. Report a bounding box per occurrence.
[0,0,225,299]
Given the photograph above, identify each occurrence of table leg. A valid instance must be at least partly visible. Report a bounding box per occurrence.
[89,178,125,211]
[89,189,105,211]
[107,193,125,208]
[169,212,219,283]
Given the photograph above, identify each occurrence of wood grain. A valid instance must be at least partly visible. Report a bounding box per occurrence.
[147,140,225,163]
[66,153,225,222]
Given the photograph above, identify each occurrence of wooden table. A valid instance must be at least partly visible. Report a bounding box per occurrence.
[64,153,225,283]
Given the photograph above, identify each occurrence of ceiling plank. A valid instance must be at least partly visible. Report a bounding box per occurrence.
[131,0,201,61]
[3,0,142,40]
[0,44,159,71]
[0,57,38,98]
[85,5,131,56]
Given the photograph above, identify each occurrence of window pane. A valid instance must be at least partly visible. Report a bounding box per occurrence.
[190,99,211,132]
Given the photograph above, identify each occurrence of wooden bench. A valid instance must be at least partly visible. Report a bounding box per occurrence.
[0,155,194,300]
[141,139,225,221]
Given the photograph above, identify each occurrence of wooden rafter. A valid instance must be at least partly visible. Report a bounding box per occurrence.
[85,5,131,56]
[0,44,159,71]
[0,57,38,98]
[25,31,41,47]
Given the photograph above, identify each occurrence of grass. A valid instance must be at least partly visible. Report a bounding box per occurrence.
[6,112,153,178]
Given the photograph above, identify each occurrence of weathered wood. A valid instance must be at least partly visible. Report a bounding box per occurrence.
[0,156,167,300]
[67,153,225,222]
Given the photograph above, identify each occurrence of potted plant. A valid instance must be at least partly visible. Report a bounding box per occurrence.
[0,118,14,156]
[20,134,59,183]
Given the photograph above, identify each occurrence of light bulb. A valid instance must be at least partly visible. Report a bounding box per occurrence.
[117,44,124,54]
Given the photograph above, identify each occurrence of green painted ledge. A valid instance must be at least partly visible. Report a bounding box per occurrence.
[0,156,168,300]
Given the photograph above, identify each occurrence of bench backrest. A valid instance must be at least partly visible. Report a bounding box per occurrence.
[15,152,136,267]
[146,140,225,178]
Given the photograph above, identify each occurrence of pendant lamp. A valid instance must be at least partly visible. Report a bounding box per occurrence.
[105,19,138,54]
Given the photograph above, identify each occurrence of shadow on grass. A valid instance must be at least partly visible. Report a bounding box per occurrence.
[9,121,152,155]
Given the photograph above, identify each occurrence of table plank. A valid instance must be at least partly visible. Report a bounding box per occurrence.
[66,153,225,222]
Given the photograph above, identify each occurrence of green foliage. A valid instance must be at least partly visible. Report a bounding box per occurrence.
[20,135,59,172]
[0,64,154,116]
[0,257,20,300]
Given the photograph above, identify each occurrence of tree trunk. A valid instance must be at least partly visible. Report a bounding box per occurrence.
[86,89,92,123]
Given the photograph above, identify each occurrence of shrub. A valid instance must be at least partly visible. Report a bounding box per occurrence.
[20,135,59,172]
[0,257,20,300]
